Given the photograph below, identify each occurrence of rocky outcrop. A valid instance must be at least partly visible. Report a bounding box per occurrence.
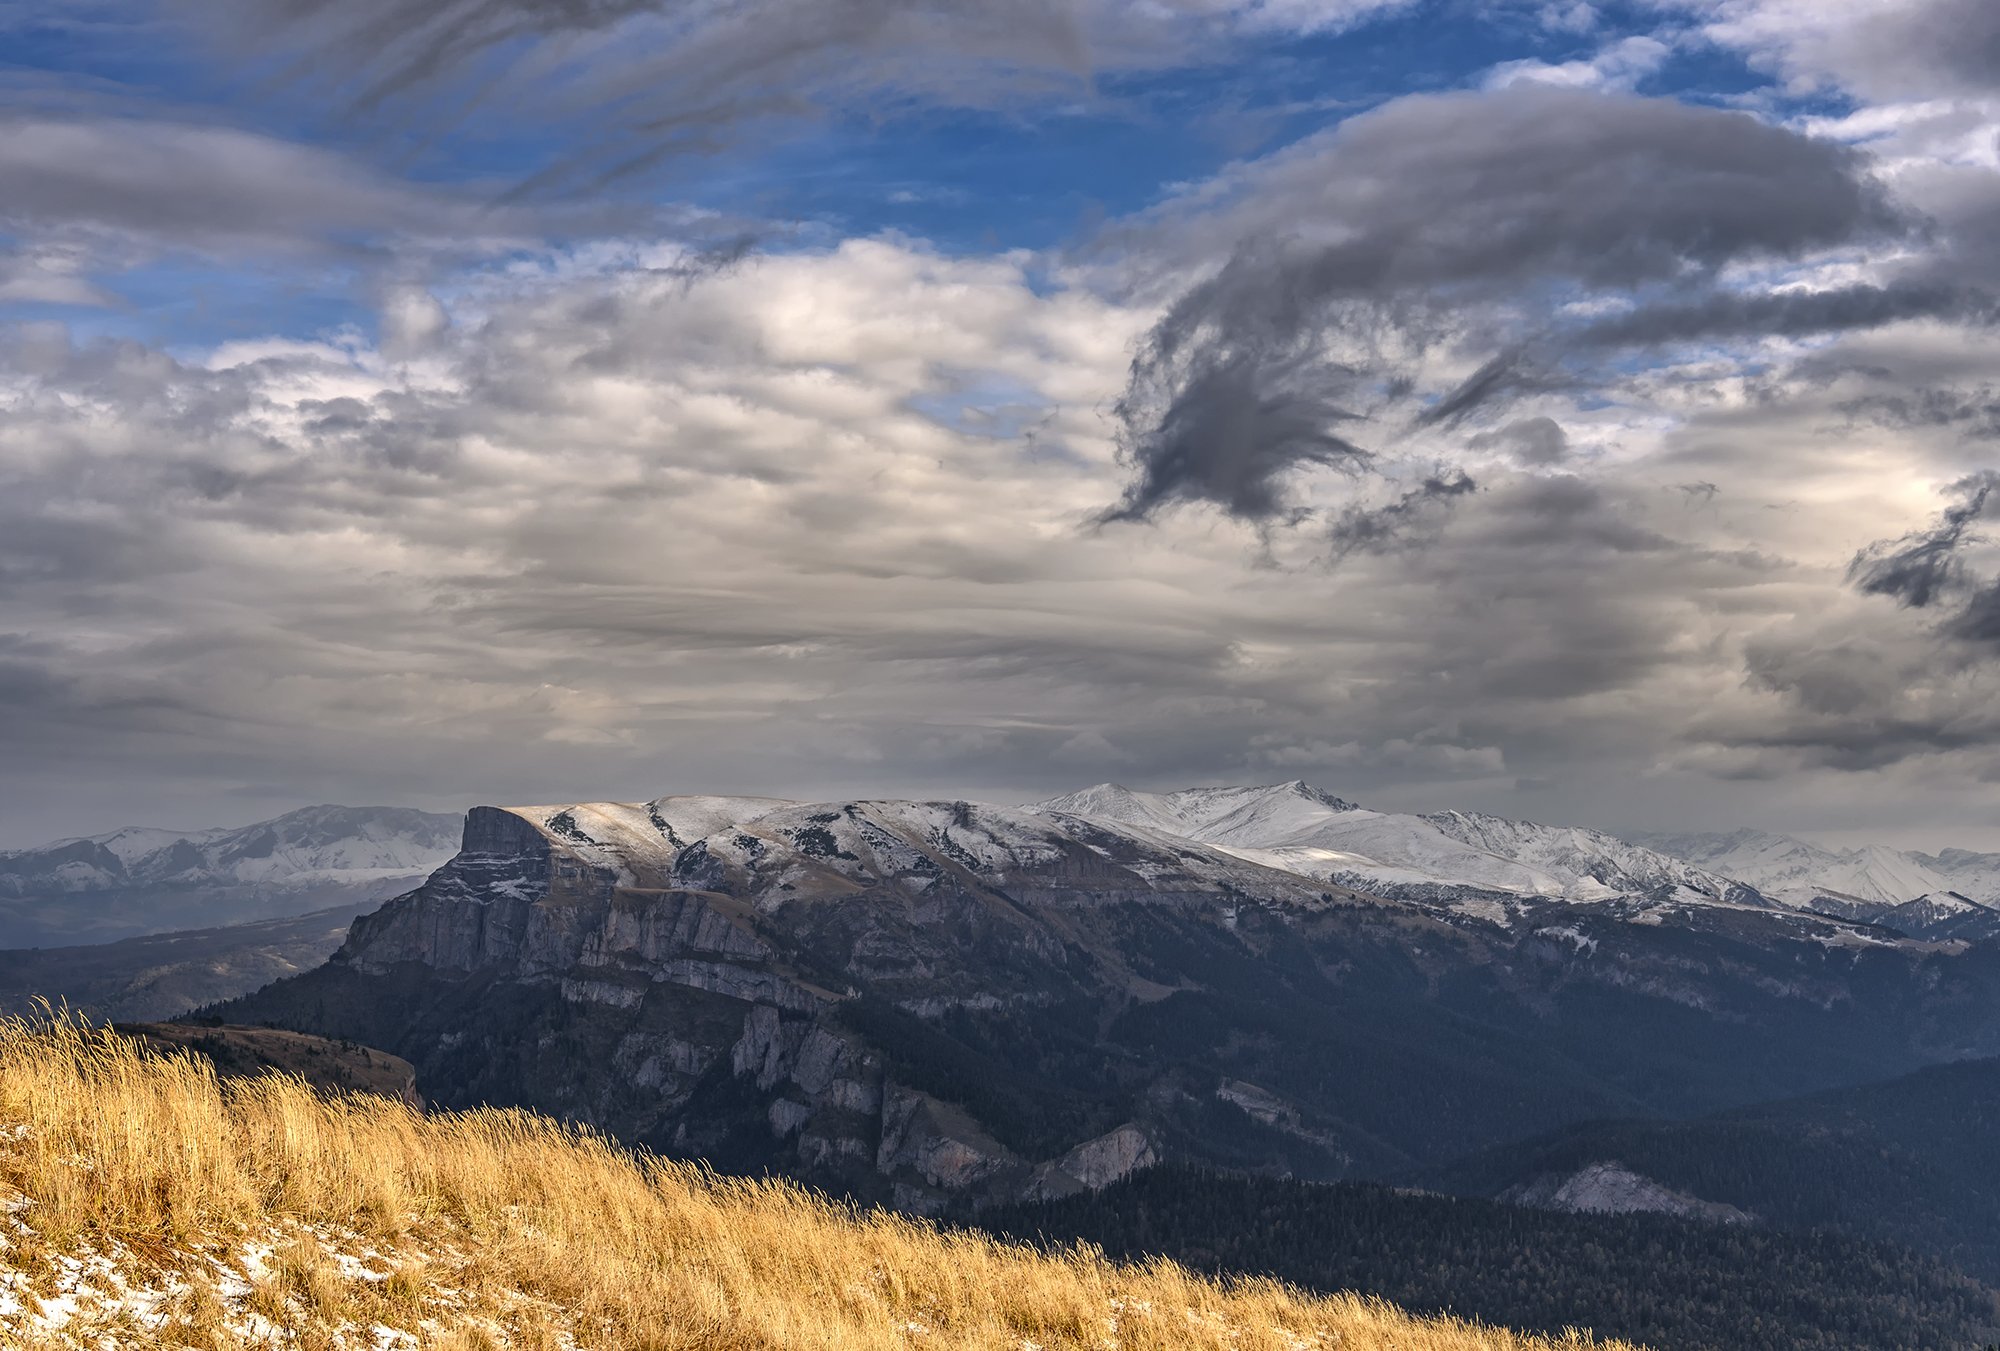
[1504,1162,1755,1226]
[878,1086,1025,1208]
[1025,1125,1158,1201]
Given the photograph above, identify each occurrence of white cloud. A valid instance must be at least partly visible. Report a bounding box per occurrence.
[1537,1,1598,32]
[1209,0,1420,34]
[1662,0,2000,102]
[1484,35,1674,92]
[379,288,452,357]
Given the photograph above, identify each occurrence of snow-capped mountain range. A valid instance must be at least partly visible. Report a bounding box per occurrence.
[0,805,462,895]
[5,783,1998,951]
[0,806,463,947]
[1636,829,2000,909]
[1033,782,2000,940]
[1034,782,1770,913]
[216,781,2000,1216]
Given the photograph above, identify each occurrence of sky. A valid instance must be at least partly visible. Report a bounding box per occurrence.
[4,0,2000,850]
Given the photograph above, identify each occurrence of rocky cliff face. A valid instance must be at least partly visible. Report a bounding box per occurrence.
[225,796,1344,1209]
[218,790,2000,1212]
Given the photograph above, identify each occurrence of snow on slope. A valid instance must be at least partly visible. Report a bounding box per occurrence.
[0,806,463,897]
[1036,782,1561,897]
[1033,782,1358,846]
[1637,830,1966,908]
[1033,782,1770,908]
[503,793,1335,908]
[0,807,466,947]
[1420,811,1772,909]
[520,795,797,884]
[1915,849,2000,907]
[1862,892,2000,943]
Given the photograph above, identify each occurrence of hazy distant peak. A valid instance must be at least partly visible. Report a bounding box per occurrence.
[1040,782,1776,910]
[1636,829,1982,909]
[0,804,466,948]
[5,805,459,867]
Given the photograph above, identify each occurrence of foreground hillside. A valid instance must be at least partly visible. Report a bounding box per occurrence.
[0,1019,1615,1351]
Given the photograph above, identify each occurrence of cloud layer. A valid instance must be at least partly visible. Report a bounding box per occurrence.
[180,0,1418,191]
[6,0,2000,851]
[2,226,1995,845]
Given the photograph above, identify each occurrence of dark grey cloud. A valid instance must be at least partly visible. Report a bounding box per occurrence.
[1848,471,1999,619]
[1951,580,2000,645]
[1469,416,1569,467]
[1100,319,1375,523]
[1574,280,1995,351]
[1131,86,1901,292]
[1325,469,1476,559]
[1103,86,1913,526]
[1721,620,2000,777]
[1293,475,1768,760]
[1412,353,1564,432]
[1466,473,1678,558]
[0,111,667,302]
[0,116,458,251]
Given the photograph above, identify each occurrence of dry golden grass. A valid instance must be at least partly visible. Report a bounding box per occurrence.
[0,1014,1632,1350]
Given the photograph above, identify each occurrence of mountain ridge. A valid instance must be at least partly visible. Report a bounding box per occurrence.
[0,904,370,1022]
[212,784,2000,1216]
[0,805,462,948]
[1035,782,1778,914]
[1421,1053,2000,1285]
[1637,827,2000,912]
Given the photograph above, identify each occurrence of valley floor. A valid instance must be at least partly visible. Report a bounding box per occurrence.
[0,1017,1617,1351]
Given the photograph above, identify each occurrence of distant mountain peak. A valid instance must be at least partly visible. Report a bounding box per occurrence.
[211,779,2000,1240]
[1276,779,1361,811]
[0,805,464,948]
[1040,782,1774,911]
[1033,781,1359,835]
[1638,828,1996,913]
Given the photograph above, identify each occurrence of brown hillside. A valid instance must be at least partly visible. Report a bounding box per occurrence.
[0,1016,1628,1350]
